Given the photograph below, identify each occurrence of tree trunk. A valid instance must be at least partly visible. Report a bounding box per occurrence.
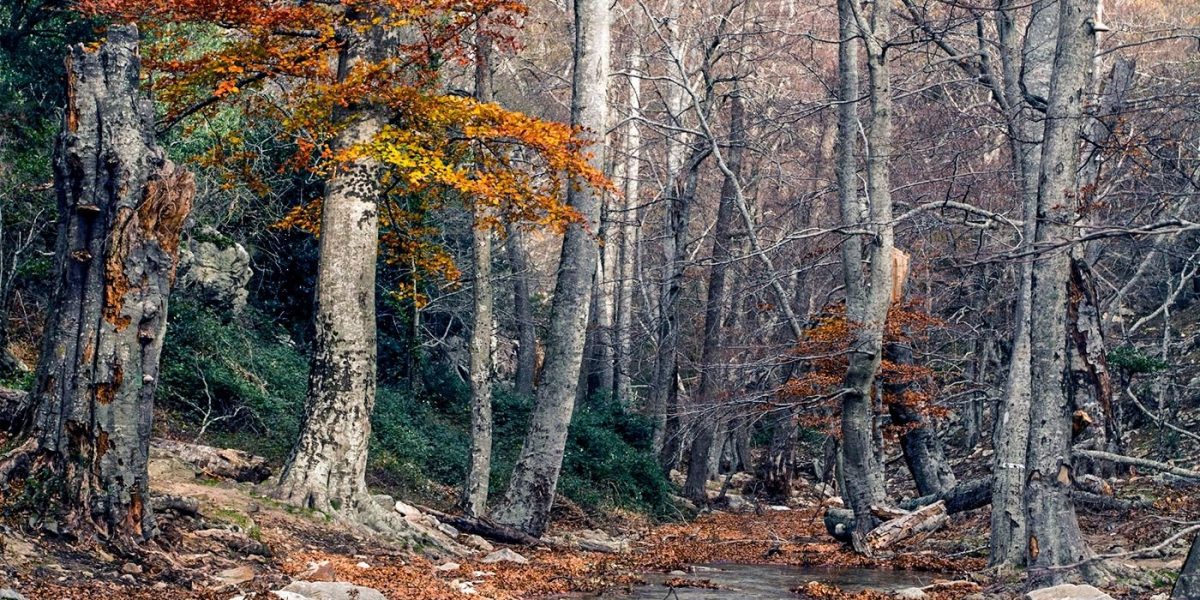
[1174,533,1200,600]
[684,89,746,504]
[886,342,956,497]
[507,225,536,398]
[838,0,893,554]
[490,0,608,537]
[463,33,495,518]
[988,0,1055,570]
[276,12,386,515]
[11,25,193,546]
[758,405,800,503]
[1024,0,1102,583]
[613,50,643,404]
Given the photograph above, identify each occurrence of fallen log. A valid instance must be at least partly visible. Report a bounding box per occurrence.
[1074,449,1200,481]
[864,500,948,552]
[420,507,544,546]
[150,438,272,483]
[898,477,992,514]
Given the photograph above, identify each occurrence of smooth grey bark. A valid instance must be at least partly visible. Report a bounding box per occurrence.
[885,342,957,496]
[613,50,643,404]
[1024,0,1102,583]
[19,25,193,545]
[838,0,893,554]
[490,0,608,537]
[1174,533,1200,599]
[506,225,536,397]
[464,34,496,518]
[988,0,1056,569]
[758,405,800,502]
[683,90,746,504]
[277,11,387,515]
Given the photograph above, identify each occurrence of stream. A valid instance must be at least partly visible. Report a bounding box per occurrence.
[587,563,944,599]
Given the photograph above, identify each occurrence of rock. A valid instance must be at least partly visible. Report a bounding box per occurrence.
[767,505,791,511]
[178,227,253,313]
[121,562,143,575]
[355,561,370,569]
[669,469,685,486]
[728,472,754,488]
[471,571,494,578]
[463,534,494,553]
[434,562,460,572]
[1025,584,1115,600]
[438,523,460,538]
[393,500,421,518]
[213,565,255,587]
[722,494,751,512]
[480,548,528,564]
[271,593,309,600]
[277,581,388,600]
[894,588,928,600]
[297,560,337,582]
[152,582,168,590]
[1148,594,1168,600]
[669,570,687,576]
[451,579,477,595]
[0,589,27,600]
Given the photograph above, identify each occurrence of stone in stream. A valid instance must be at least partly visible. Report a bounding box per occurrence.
[1025,584,1115,600]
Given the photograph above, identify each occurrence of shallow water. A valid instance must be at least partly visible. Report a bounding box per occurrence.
[588,563,943,599]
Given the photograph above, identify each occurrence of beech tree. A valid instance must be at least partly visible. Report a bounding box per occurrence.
[0,25,193,546]
[490,0,609,537]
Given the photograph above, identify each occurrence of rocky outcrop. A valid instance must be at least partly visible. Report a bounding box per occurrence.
[178,227,252,313]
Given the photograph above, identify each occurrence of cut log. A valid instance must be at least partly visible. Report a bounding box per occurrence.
[1074,449,1200,481]
[150,438,272,483]
[864,500,948,552]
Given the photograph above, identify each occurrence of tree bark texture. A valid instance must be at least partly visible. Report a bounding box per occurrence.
[1024,0,1101,583]
[613,50,643,404]
[490,0,608,537]
[507,225,537,398]
[1175,533,1200,600]
[276,12,387,514]
[21,24,193,546]
[463,33,496,518]
[838,0,893,554]
[683,89,745,504]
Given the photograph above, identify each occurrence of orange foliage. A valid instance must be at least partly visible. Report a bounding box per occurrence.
[80,0,611,299]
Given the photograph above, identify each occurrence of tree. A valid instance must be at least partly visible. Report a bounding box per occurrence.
[0,25,193,547]
[1024,0,1105,582]
[490,0,609,536]
[837,0,894,554]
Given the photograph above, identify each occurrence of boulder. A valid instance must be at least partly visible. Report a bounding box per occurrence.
[297,560,336,582]
[1025,584,1115,600]
[277,581,387,600]
[463,534,494,553]
[212,565,255,587]
[480,548,529,565]
[178,227,252,313]
[434,562,460,572]
[893,588,927,600]
[0,590,27,600]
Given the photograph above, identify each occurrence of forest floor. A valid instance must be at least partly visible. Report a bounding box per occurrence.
[1,442,1195,600]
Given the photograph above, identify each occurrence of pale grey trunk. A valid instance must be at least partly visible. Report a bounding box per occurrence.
[650,0,690,458]
[277,17,385,513]
[684,90,746,504]
[464,36,496,517]
[507,225,536,397]
[989,0,1055,569]
[838,0,893,553]
[1024,0,1100,582]
[613,50,643,404]
[491,0,608,537]
[26,25,193,545]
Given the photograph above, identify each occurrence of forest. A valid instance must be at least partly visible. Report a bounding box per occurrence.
[0,0,1199,598]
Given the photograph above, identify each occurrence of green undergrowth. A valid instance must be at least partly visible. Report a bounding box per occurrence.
[158,298,673,519]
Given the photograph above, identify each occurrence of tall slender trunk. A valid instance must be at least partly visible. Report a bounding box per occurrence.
[838,0,892,554]
[491,0,608,537]
[507,226,536,397]
[11,25,193,546]
[650,0,689,458]
[1024,0,1102,583]
[1175,533,1200,600]
[464,33,496,518]
[989,0,1055,568]
[277,12,386,514]
[684,90,746,504]
[614,51,643,404]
